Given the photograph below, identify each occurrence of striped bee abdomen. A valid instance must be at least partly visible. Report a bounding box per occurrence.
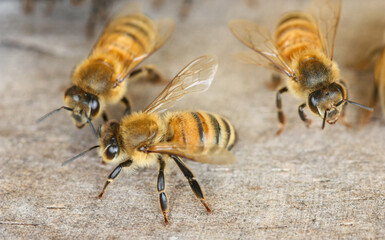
[91,13,157,67]
[166,111,236,152]
[274,12,322,62]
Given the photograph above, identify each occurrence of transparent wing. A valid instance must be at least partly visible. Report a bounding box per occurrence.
[143,55,218,113]
[234,50,292,73]
[228,19,295,78]
[153,18,175,52]
[115,17,175,83]
[309,0,341,59]
[146,142,235,165]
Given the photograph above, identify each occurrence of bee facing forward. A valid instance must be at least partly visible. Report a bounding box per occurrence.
[229,0,372,134]
[38,6,174,136]
[66,56,236,224]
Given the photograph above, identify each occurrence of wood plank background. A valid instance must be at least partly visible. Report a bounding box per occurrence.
[0,0,384,239]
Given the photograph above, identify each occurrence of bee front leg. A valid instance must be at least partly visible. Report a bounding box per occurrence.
[129,65,166,84]
[379,81,385,120]
[339,103,351,128]
[338,79,351,128]
[276,87,288,135]
[298,103,312,128]
[157,157,169,224]
[170,155,211,213]
[121,96,132,116]
[360,84,378,125]
[102,112,109,122]
[97,159,133,199]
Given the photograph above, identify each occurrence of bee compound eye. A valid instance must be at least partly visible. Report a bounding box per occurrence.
[106,144,119,160]
[90,98,100,117]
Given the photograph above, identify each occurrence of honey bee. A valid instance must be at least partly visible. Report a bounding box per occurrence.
[38,7,174,136]
[229,0,372,134]
[64,55,236,224]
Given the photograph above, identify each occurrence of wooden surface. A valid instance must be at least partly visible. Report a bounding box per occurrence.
[1,0,384,239]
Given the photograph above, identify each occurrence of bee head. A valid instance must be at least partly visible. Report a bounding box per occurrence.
[308,82,373,129]
[64,86,101,128]
[98,120,121,163]
[308,82,345,126]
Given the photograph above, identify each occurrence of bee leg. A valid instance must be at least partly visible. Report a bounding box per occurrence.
[360,84,378,125]
[44,0,55,16]
[129,65,166,84]
[179,0,193,20]
[102,112,109,122]
[97,0,110,21]
[265,73,282,90]
[157,157,169,224]
[121,96,132,116]
[97,159,133,199]
[339,103,351,128]
[276,87,288,135]
[22,0,36,14]
[86,0,100,38]
[170,155,211,213]
[379,81,385,120]
[152,0,165,9]
[336,79,350,127]
[298,103,312,128]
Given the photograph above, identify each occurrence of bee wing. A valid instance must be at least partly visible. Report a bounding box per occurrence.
[234,50,293,74]
[309,0,341,59]
[228,19,295,79]
[115,17,175,83]
[152,18,175,52]
[146,142,235,165]
[143,55,218,114]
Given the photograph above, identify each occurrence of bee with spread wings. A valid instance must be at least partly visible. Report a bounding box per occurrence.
[64,55,236,224]
[229,0,372,134]
[38,5,174,137]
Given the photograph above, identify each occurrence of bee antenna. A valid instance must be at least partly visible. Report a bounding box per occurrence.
[336,99,373,112]
[84,114,98,139]
[36,106,73,123]
[97,125,102,138]
[62,145,100,166]
[322,110,328,130]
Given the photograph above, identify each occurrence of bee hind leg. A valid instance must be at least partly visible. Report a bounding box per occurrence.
[157,157,169,224]
[298,103,312,128]
[97,159,133,199]
[276,87,288,135]
[170,155,211,213]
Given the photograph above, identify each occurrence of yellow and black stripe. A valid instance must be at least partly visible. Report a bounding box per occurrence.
[91,13,157,66]
[167,111,236,152]
[274,12,322,61]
